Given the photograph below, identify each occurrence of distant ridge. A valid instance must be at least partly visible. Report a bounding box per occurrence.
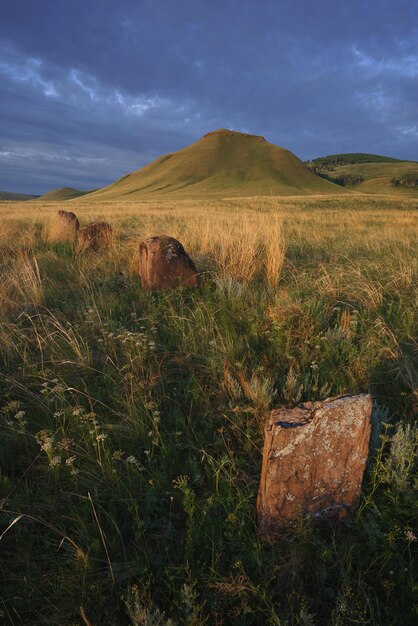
[307,153,411,168]
[39,187,94,201]
[0,191,39,201]
[85,129,345,200]
[307,153,418,194]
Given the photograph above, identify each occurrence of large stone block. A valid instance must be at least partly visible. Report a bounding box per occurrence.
[77,222,113,251]
[138,236,200,291]
[257,394,372,534]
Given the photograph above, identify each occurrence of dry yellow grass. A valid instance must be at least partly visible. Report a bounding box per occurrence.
[45,212,79,243]
[0,194,417,291]
[0,249,43,316]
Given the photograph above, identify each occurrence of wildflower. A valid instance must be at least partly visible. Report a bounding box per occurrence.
[337,599,347,614]
[112,449,124,461]
[72,407,83,416]
[405,529,417,542]
[15,410,26,419]
[65,455,76,465]
[126,455,144,471]
[49,456,61,468]
[36,431,54,452]
[58,437,74,451]
[96,433,107,442]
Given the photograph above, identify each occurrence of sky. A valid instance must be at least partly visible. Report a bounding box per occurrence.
[1,0,417,194]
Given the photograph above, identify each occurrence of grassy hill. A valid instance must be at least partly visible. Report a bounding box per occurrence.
[307,153,418,195]
[86,129,345,200]
[0,191,39,201]
[39,187,94,201]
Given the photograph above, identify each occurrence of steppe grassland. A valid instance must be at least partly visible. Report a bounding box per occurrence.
[0,194,417,625]
[2,193,417,282]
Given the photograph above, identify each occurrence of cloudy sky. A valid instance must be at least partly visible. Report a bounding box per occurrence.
[1,0,417,194]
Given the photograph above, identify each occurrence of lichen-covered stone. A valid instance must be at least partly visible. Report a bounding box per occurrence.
[138,236,200,290]
[257,394,372,534]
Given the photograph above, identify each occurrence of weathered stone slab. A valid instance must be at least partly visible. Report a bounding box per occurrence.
[257,394,372,533]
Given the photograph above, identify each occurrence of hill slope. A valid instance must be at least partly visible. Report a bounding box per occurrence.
[86,129,344,200]
[39,187,93,201]
[307,153,418,195]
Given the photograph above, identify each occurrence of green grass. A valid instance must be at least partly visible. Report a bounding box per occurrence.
[86,130,344,200]
[0,196,417,625]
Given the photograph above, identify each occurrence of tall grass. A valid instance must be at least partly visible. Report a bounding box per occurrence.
[0,249,43,315]
[0,194,417,625]
[45,212,78,243]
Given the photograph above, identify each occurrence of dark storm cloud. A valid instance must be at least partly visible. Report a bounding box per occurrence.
[1,0,417,193]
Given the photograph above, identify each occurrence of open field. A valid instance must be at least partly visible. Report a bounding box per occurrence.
[0,194,417,625]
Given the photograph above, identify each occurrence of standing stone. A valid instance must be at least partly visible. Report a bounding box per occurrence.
[57,210,80,231]
[257,394,372,534]
[138,236,200,290]
[77,222,113,251]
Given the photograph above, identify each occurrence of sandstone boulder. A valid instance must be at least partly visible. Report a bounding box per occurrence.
[77,222,113,251]
[138,236,200,290]
[257,394,372,534]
